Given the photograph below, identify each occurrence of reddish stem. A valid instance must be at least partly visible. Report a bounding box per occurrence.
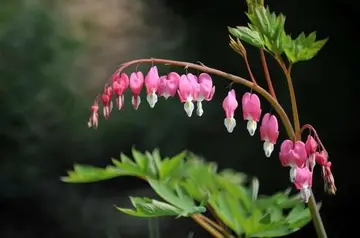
[260,49,277,101]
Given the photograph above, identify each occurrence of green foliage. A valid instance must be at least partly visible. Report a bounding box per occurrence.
[283,32,328,63]
[62,149,318,237]
[228,2,328,63]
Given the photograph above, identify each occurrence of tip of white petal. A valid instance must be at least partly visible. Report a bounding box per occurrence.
[246,120,257,136]
[184,101,194,117]
[300,187,311,203]
[263,141,274,158]
[87,121,92,128]
[196,101,203,116]
[289,166,296,182]
[132,95,141,110]
[147,92,158,108]
[224,117,236,133]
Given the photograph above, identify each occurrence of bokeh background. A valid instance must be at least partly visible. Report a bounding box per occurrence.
[0,0,357,237]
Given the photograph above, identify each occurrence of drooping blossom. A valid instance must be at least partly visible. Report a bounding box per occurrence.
[195,73,215,116]
[101,86,113,119]
[259,113,279,157]
[129,71,144,110]
[157,72,180,99]
[292,166,313,203]
[112,73,129,110]
[279,140,307,168]
[222,89,238,133]
[322,162,336,195]
[305,135,318,170]
[315,150,328,166]
[87,103,99,128]
[177,74,199,117]
[145,66,160,108]
[242,92,261,136]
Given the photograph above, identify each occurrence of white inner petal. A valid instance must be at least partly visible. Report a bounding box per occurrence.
[300,187,311,203]
[224,117,236,133]
[263,140,274,158]
[289,166,296,182]
[246,120,257,136]
[147,92,158,108]
[132,95,141,110]
[196,101,204,117]
[184,100,194,117]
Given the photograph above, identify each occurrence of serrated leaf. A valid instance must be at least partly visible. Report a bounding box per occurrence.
[228,26,264,48]
[209,192,244,235]
[283,32,328,63]
[145,151,158,179]
[249,225,298,237]
[152,148,162,172]
[246,6,287,54]
[159,151,186,180]
[112,156,144,177]
[115,197,182,217]
[132,147,148,172]
[148,179,205,216]
[61,164,123,183]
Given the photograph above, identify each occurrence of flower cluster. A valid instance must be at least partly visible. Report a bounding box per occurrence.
[222,90,336,202]
[88,65,335,203]
[87,66,215,128]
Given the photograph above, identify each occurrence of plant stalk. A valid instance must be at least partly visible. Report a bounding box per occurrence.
[274,56,327,238]
[114,57,326,238]
[192,214,225,238]
[259,49,277,101]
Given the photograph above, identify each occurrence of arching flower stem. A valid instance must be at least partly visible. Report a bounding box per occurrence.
[113,58,296,139]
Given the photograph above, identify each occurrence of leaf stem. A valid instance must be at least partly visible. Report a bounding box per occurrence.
[260,49,277,101]
[192,214,225,238]
[112,58,295,139]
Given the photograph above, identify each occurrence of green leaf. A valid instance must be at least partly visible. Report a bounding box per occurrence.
[209,192,244,235]
[132,147,148,172]
[115,197,182,217]
[249,225,298,237]
[60,164,123,183]
[283,32,328,63]
[111,154,144,177]
[228,26,264,48]
[246,6,287,54]
[159,151,186,181]
[145,151,158,179]
[148,179,206,216]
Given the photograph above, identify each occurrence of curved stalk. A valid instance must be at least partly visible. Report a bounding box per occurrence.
[112,58,295,139]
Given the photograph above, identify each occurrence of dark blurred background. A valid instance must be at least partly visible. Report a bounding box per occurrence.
[0,0,357,237]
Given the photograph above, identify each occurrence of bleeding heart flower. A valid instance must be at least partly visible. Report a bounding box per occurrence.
[101,87,113,119]
[158,72,180,99]
[87,103,99,128]
[129,71,144,110]
[112,73,129,110]
[222,89,238,133]
[196,73,215,116]
[177,74,199,117]
[145,66,160,108]
[315,150,328,166]
[279,140,307,168]
[260,113,279,158]
[292,166,313,203]
[242,92,261,136]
